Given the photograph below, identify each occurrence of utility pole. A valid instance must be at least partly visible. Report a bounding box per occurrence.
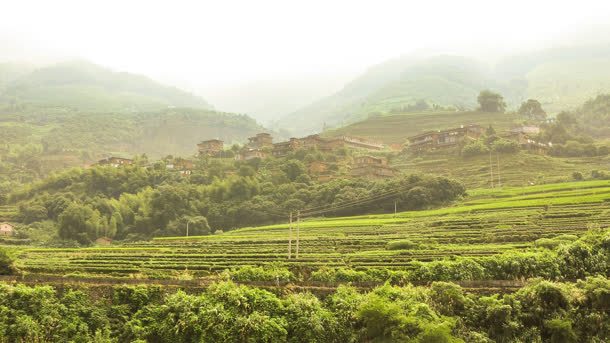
[489,150,494,188]
[288,212,293,259]
[295,210,300,259]
[394,200,397,218]
[497,153,501,188]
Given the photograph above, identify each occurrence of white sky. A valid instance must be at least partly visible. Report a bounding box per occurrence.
[2,0,610,88]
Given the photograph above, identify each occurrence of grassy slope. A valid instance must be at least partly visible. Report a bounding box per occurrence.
[324,110,519,144]
[393,151,610,188]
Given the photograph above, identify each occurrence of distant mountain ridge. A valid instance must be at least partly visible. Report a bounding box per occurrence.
[279,44,610,135]
[0,60,213,111]
[278,55,500,135]
[0,60,269,160]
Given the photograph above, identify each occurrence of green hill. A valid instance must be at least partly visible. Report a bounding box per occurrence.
[0,62,34,89]
[0,107,265,159]
[280,45,610,135]
[0,60,212,111]
[279,56,498,135]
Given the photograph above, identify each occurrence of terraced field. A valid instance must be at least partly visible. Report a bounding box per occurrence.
[14,180,610,281]
[0,205,17,222]
[393,150,610,188]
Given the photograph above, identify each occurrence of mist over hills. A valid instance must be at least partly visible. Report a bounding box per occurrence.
[200,72,354,126]
[0,61,266,160]
[277,43,610,135]
[0,60,213,112]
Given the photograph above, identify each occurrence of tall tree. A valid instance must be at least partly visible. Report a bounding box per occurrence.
[519,99,547,120]
[477,90,506,113]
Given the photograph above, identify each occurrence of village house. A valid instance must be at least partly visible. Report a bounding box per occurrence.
[342,136,385,150]
[502,126,549,154]
[308,161,336,182]
[272,134,386,157]
[0,223,14,236]
[408,124,484,152]
[96,156,133,167]
[166,158,194,175]
[95,237,113,246]
[510,125,541,135]
[350,155,395,179]
[272,138,301,157]
[299,134,327,150]
[247,133,273,149]
[197,139,224,157]
[236,149,268,161]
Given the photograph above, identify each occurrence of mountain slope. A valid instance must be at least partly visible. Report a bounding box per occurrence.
[281,44,610,136]
[278,56,498,135]
[0,60,212,111]
[0,107,265,159]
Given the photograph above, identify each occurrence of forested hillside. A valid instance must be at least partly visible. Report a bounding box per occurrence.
[0,107,265,184]
[0,60,268,185]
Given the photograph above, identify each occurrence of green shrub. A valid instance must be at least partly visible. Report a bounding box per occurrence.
[535,238,561,249]
[462,141,489,157]
[492,138,519,153]
[311,267,374,282]
[229,265,294,282]
[0,248,14,275]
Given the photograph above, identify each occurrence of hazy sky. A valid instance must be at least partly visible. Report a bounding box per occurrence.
[3,0,610,90]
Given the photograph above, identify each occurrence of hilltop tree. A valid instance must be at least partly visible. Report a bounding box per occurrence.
[519,99,547,120]
[477,90,506,113]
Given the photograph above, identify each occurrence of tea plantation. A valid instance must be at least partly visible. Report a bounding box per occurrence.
[14,180,610,285]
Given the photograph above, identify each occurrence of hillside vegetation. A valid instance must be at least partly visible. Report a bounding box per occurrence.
[0,108,265,185]
[14,180,610,283]
[0,61,269,184]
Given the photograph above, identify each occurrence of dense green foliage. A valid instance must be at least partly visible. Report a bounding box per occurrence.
[518,99,546,120]
[0,277,607,342]
[477,90,506,113]
[0,248,13,275]
[9,154,464,243]
[12,181,610,282]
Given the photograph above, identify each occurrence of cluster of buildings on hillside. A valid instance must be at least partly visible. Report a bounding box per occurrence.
[406,124,548,153]
[91,123,548,182]
[196,133,392,181]
[93,132,395,181]
[196,133,384,160]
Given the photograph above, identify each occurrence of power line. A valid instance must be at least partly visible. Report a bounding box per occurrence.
[302,189,407,217]
[300,183,416,215]
[301,186,411,217]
